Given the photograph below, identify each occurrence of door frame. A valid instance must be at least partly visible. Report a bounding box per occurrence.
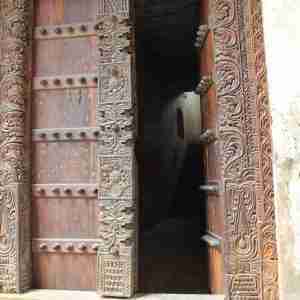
[0,0,279,299]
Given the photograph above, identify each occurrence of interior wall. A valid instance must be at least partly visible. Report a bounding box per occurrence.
[263,1,300,299]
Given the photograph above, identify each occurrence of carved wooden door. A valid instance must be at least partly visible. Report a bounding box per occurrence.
[196,0,224,294]
[31,0,137,296]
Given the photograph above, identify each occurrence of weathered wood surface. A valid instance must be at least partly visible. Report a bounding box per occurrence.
[31,0,99,290]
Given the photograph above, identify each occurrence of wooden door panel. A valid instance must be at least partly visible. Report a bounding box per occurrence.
[35,0,98,26]
[34,38,98,77]
[32,0,99,290]
[33,253,97,290]
[32,197,98,239]
[32,89,97,129]
[32,142,97,184]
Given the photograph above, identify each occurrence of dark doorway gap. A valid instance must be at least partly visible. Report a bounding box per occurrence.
[136,0,209,294]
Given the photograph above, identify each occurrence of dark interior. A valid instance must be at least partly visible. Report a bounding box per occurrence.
[136,0,209,293]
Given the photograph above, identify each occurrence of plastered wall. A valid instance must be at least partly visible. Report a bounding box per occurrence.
[263,1,300,299]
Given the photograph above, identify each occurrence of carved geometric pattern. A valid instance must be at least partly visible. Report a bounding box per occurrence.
[212,0,279,299]
[97,0,137,297]
[0,0,31,294]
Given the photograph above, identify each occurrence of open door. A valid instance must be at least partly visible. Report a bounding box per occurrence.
[197,0,224,294]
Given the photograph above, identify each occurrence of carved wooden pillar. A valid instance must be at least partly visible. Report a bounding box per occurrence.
[212,0,279,299]
[0,0,32,293]
[96,0,137,298]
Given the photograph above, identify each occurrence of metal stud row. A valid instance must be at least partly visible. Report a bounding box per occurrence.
[35,22,96,40]
[33,239,100,253]
[32,128,101,142]
[33,184,98,198]
[34,74,98,90]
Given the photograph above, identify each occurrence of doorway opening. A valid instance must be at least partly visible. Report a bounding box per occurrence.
[136,0,221,294]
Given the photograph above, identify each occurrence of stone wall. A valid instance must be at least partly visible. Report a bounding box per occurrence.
[262,1,300,299]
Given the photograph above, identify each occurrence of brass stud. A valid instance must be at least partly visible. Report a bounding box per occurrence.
[79,24,87,32]
[53,78,61,86]
[53,132,60,138]
[80,77,87,85]
[37,188,46,194]
[55,27,62,34]
[92,244,99,251]
[65,132,73,138]
[78,244,87,251]
[80,131,86,138]
[53,243,61,250]
[40,28,48,35]
[66,78,73,85]
[68,26,74,34]
[64,188,72,194]
[40,243,47,250]
[66,244,74,251]
[52,188,60,194]
[40,79,48,86]
[93,131,100,138]
[78,189,86,195]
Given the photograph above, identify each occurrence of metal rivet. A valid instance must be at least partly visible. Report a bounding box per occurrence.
[53,132,60,138]
[40,28,48,35]
[66,78,73,85]
[53,79,61,86]
[65,132,73,138]
[94,24,99,31]
[80,132,86,138]
[92,244,99,251]
[93,77,98,84]
[52,188,60,194]
[40,79,48,86]
[93,189,98,194]
[78,189,86,195]
[37,188,45,194]
[66,244,74,251]
[79,24,87,32]
[78,244,87,251]
[40,243,47,250]
[39,132,46,138]
[94,131,100,137]
[64,188,72,194]
[68,26,74,34]
[80,77,87,85]
[55,27,62,34]
[53,243,61,250]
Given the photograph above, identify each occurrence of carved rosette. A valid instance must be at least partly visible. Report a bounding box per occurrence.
[0,0,32,293]
[96,0,137,298]
[213,0,279,299]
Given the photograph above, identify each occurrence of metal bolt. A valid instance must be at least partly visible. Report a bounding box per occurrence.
[67,26,74,34]
[80,132,86,138]
[93,189,98,195]
[64,188,72,194]
[66,244,74,251]
[78,244,87,251]
[78,189,86,195]
[66,78,73,85]
[53,132,60,138]
[55,27,62,34]
[93,131,100,138]
[39,243,47,250]
[53,243,61,250]
[40,79,48,86]
[53,78,61,86]
[65,132,73,138]
[52,188,60,194]
[40,28,48,35]
[79,24,87,32]
[39,132,46,139]
[80,77,87,85]
[93,77,98,84]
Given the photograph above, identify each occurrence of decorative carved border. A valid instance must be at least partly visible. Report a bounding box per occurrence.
[96,0,137,298]
[213,0,279,299]
[0,0,32,293]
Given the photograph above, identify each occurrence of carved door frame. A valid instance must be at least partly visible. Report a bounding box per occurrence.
[0,0,279,299]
